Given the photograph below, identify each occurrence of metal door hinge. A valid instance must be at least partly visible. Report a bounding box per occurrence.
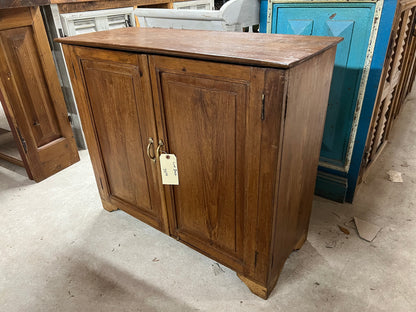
[284,93,288,120]
[261,93,265,120]
[16,127,27,154]
[68,114,73,124]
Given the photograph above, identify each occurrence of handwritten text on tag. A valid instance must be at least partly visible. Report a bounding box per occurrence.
[159,154,179,185]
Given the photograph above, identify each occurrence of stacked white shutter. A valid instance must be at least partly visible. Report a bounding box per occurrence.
[173,0,215,10]
[60,8,135,36]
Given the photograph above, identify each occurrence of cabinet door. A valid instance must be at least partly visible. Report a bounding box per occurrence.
[0,8,79,181]
[149,56,266,268]
[66,47,165,231]
[272,3,375,167]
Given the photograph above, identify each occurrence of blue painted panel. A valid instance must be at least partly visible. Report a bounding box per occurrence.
[287,19,314,35]
[346,0,398,202]
[272,4,375,167]
[315,172,348,203]
[259,0,268,33]
[261,1,398,202]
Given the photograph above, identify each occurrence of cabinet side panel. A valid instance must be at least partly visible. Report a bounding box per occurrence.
[269,47,336,289]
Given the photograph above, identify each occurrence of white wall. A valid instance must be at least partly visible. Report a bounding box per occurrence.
[0,103,11,131]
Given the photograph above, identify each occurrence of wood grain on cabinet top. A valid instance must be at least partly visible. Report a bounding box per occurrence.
[56,27,342,68]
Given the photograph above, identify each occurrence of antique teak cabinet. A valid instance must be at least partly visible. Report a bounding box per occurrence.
[58,28,341,299]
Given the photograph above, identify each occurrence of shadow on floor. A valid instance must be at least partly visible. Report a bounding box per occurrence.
[38,249,199,312]
[0,159,32,190]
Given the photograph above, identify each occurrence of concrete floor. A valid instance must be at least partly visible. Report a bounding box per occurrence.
[1,87,415,312]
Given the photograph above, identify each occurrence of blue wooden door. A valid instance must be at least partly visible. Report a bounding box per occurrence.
[272,3,375,167]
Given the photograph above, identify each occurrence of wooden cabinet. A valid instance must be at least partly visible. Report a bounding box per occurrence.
[58,28,340,299]
[0,7,79,181]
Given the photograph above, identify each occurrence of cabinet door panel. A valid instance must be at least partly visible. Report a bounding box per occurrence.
[162,73,245,257]
[0,8,79,181]
[1,27,61,147]
[150,57,257,264]
[79,54,163,228]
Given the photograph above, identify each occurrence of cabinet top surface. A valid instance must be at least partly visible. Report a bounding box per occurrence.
[56,28,342,68]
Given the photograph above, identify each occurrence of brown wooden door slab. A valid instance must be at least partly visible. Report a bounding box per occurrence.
[68,47,165,231]
[149,55,265,269]
[0,7,79,181]
[361,3,416,177]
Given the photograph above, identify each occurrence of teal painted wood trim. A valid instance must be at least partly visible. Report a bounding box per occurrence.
[345,0,398,202]
[315,171,348,203]
[342,0,383,172]
[260,0,268,32]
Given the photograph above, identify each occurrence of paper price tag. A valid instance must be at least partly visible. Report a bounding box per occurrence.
[159,154,179,185]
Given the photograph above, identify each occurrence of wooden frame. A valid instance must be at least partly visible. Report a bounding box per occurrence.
[0,7,79,181]
[361,0,416,179]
